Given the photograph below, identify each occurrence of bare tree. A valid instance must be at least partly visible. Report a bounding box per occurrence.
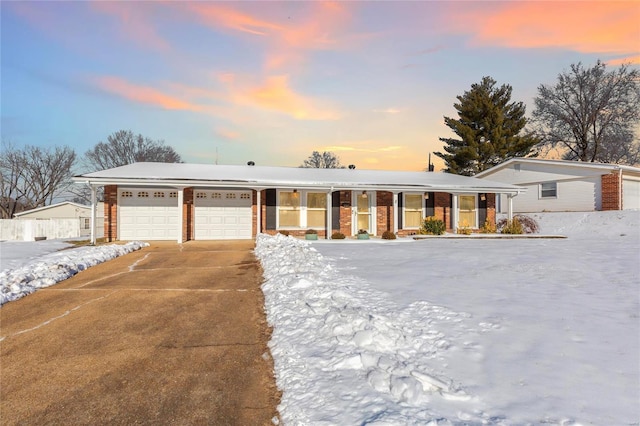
[300,151,345,168]
[84,130,182,171]
[533,61,640,164]
[0,142,76,218]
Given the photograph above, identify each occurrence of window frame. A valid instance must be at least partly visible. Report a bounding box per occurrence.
[276,190,328,230]
[403,193,424,229]
[458,194,478,229]
[540,182,557,199]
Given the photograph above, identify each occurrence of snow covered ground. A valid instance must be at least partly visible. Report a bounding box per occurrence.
[257,211,639,425]
[1,211,638,424]
[0,241,148,305]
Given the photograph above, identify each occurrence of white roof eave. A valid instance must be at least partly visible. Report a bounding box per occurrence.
[72,176,525,195]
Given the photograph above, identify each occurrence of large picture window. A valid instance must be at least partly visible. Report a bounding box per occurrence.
[278,191,300,227]
[307,193,327,228]
[404,194,423,228]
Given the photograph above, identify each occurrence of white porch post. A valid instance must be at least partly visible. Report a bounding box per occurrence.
[393,192,398,234]
[256,189,262,236]
[508,194,514,221]
[90,184,97,245]
[177,188,184,243]
[326,190,332,239]
[451,193,458,233]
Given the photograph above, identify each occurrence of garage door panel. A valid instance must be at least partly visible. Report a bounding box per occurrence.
[195,190,252,240]
[119,189,179,240]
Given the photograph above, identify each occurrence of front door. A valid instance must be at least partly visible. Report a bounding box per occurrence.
[353,191,372,235]
[458,195,477,228]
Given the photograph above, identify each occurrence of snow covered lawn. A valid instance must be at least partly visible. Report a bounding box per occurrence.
[257,211,639,425]
[0,241,148,305]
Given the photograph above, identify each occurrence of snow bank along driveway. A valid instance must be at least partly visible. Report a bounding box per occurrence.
[256,211,639,425]
[1,242,148,305]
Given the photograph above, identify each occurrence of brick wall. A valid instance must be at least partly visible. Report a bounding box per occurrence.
[486,193,496,225]
[376,191,393,235]
[601,172,621,210]
[339,191,352,236]
[434,192,452,231]
[103,185,118,242]
[182,188,193,242]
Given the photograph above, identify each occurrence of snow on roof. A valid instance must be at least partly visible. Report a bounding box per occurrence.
[13,201,90,217]
[476,158,640,178]
[73,162,524,193]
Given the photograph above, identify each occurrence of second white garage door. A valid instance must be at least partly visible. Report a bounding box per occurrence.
[119,189,180,241]
[194,190,252,240]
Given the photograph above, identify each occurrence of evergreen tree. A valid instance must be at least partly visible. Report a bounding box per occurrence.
[435,77,538,176]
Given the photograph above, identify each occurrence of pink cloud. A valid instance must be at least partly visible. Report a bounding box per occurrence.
[90,2,170,51]
[92,76,202,111]
[447,2,639,57]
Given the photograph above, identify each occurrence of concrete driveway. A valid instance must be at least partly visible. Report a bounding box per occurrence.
[0,241,280,425]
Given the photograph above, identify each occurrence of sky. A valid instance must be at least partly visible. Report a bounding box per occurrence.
[2,1,639,172]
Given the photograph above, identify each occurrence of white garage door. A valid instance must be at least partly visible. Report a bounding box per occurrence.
[119,189,180,240]
[623,179,640,210]
[195,190,252,240]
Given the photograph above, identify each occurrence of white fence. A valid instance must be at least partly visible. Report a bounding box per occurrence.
[0,219,85,241]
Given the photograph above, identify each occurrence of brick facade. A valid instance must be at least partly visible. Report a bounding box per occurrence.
[103,185,118,242]
[601,172,621,210]
[102,187,498,241]
[376,191,394,234]
[182,188,193,242]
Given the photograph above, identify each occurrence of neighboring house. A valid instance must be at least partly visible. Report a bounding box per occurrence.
[14,201,105,238]
[73,162,525,243]
[476,158,640,213]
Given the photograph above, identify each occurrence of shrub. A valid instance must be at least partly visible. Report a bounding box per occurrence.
[331,232,346,239]
[278,230,290,236]
[499,217,524,234]
[497,214,539,234]
[358,229,368,235]
[381,230,396,240]
[305,229,317,234]
[457,220,472,235]
[419,216,446,235]
[480,218,497,234]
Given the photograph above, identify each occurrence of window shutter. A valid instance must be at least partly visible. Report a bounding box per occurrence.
[397,192,403,229]
[425,192,435,217]
[332,191,340,231]
[266,189,277,230]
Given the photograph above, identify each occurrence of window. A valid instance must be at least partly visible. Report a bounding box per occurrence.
[211,193,221,199]
[83,218,90,229]
[404,194,423,228]
[240,193,251,200]
[121,191,133,198]
[138,191,149,198]
[169,192,177,198]
[226,193,236,199]
[458,195,477,228]
[278,191,301,227]
[540,182,557,198]
[196,192,207,199]
[307,193,326,228]
[153,191,165,198]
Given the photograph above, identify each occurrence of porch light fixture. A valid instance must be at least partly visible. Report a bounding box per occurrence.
[424,192,429,199]
[480,194,486,201]
[293,189,298,193]
[362,190,367,198]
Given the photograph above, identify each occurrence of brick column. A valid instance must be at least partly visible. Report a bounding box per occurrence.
[376,191,393,234]
[104,185,118,242]
[339,191,352,236]
[182,188,194,242]
[601,172,621,210]
[486,193,496,225]
[434,192,452,231]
